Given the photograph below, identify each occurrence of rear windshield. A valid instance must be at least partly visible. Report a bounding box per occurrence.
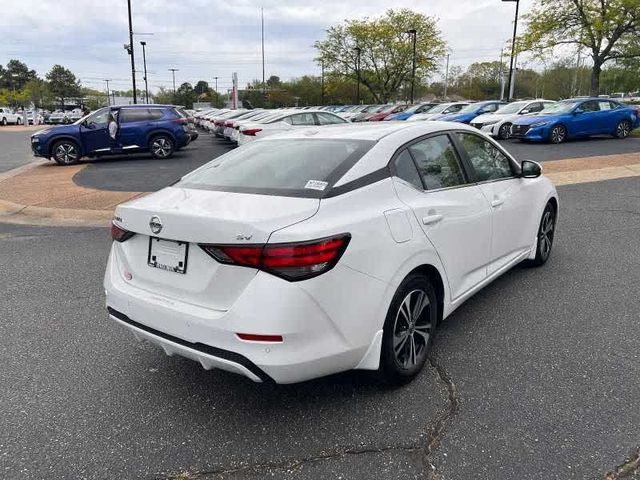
[177,138,375,197]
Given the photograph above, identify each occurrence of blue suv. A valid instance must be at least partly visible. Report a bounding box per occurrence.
[31,105,192,165]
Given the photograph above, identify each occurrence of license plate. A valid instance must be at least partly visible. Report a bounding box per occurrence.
[148,237,189,274]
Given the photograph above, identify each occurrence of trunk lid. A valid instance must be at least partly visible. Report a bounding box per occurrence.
[112,187,319,310]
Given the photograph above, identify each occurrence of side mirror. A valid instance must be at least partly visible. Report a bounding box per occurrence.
[573,108,584,115]
[520,109,530,114]
[520,160,542,179]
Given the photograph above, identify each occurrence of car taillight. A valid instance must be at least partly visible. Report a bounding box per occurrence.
[241,128,262,136]
[173,117,188,124]
[199,234,350,281]
[111,223,135,242]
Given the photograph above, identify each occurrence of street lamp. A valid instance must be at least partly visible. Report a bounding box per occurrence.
[502,0,520,102]
[406,29,417,103]
[140,41,149,103]
[126,0,137,103]
[353,46,361,105]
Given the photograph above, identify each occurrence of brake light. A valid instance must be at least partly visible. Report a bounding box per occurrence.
[242,128,262,136]
[173,117,188,125]
[199,234,351,281]
[111,223,135,242]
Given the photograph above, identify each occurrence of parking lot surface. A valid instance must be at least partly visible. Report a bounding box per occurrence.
[0,126,41,173]
[1,175,638,480]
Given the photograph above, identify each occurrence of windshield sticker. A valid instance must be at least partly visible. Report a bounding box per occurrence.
[305,180,328,191]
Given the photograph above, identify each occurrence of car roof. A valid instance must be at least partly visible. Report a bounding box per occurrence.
[263,120,477,142]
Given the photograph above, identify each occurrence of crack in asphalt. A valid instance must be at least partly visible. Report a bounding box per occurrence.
[157,356,460,480]
[605,447,640,479]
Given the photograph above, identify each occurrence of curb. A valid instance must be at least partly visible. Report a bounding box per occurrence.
[0,159,48,184]
[0,199,112,227]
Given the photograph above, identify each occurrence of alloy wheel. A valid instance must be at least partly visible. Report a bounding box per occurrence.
[152,138,171,158]
[539,209,555,261]
[499,123,512,139]
[550,125,566,144]
[616,121,631,138]
[55,143,78,164]
[393,289,432,369]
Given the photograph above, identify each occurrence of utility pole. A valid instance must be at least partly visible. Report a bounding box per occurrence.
[168,68,179,98]
[140,41,149,103]
[499,48,506,100]
[509,51,518,100]
[126,0,137,104]
[443,53,450,99]
[320,60,325,105]
[354,47,361,105]
[503,0,520,102]
[105,79,111,106]
[261,7,265,91]
[213,76,219,93]
[406,29,417,103]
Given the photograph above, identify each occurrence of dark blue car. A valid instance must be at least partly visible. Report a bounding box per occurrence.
[31,105,192,165]
[438,100,506,124]
[510,97,640,143]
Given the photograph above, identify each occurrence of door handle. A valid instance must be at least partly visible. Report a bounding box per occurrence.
[491,198,505,208]
[422,214,443,225]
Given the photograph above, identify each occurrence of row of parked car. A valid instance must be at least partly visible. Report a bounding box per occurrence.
[0,107,87,126]
[194,96,640,145]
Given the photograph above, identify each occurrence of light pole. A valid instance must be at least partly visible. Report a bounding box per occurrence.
[213,76,219,93]
[320,60,325,106]
[406,29,417,103]
[105,79,111,106]
[140,41,149,103]
[502,0,520,102]
[126,0,137,103]
[353,46,361,105]
[168,68,179,99]
[443,53,450,99]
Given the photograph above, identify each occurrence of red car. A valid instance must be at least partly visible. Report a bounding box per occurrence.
[366,104,409,122]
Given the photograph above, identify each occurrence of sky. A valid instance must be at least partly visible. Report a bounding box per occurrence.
[1,0,531,94]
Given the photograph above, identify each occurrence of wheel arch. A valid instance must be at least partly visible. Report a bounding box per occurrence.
[48,136,82,156]
[407,264,445,324]
[146,129,177,146]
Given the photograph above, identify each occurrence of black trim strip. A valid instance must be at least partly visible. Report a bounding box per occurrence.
[107,307,275,383]
[323,167,390,198]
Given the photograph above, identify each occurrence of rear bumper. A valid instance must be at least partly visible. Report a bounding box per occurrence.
[104,245,382,384]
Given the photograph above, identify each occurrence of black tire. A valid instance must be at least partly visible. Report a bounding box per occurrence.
[614,120,632,139]
[17,117,22,125]
[149,134,175,159]
[1,118,6,126]
[549,124,567,144]
[526,202,556,267]
[379,273,438,385]
[498,122,512,140]
[52,140,81,165]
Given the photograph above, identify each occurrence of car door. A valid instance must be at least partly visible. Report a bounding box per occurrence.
[391,134,492,301]
[595,100,618,133]
[454,132,535,275]
[118,108,151,149]
[79,108,112,153]
[571,100,600,135]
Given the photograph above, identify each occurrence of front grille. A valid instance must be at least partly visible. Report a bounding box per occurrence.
[512,125,530,135]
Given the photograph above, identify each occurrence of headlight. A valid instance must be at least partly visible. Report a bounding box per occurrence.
[482,119,499,126]
[530,121,551,128]
[31,136,40,143]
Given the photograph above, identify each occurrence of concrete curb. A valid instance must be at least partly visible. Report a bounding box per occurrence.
[0,159,48,184]
[0,199,112,227]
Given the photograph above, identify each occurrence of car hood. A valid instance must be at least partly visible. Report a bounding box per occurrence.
[472,113,511,123]
[439,112,476,122]
[513,114,563,126]
[39,124,79,135]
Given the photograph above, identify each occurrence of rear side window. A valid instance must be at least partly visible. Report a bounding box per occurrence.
[316,112,346,125]
[407,135,466,190]
[177,139,375,197]
[119,108,149,123]
[287,113,316,126]
[148,109,164,120]
[393,150,423,189]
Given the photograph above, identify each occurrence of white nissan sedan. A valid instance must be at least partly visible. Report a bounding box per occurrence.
[105,122,558,385]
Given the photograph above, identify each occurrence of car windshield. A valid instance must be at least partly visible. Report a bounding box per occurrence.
[540,101,581,114]
[364,105,381,113]
[426,103,452,114]
[495,102,528,115]
[458,103,483,113]
[177,138,375,197]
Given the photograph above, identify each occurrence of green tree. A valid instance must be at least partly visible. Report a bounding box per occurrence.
[153,86,174,104]
[315,9,447,103]
[46,65,81,109]
[24,79,52,108]
[174,82,196,108]
[194,80,210,96]
[0,59,38,90]
[519,0,640,95]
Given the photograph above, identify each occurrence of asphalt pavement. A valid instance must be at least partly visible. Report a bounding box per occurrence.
[1,176,638,479]
[0,128,40,173]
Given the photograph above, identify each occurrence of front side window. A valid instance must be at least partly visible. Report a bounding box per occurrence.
[84,108,110,127]
[580,101,600,112]
[408,135,466,190]
[457,133,514,182]
[177,139,375,197]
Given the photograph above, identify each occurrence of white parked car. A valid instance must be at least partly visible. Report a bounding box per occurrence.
[406,102,470,122]
[237,110,346,145]
[0,107,22,125]
[105,122,558,385]
[470,100,555,139]
[48,110,70,124]
[221,110,265,140]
